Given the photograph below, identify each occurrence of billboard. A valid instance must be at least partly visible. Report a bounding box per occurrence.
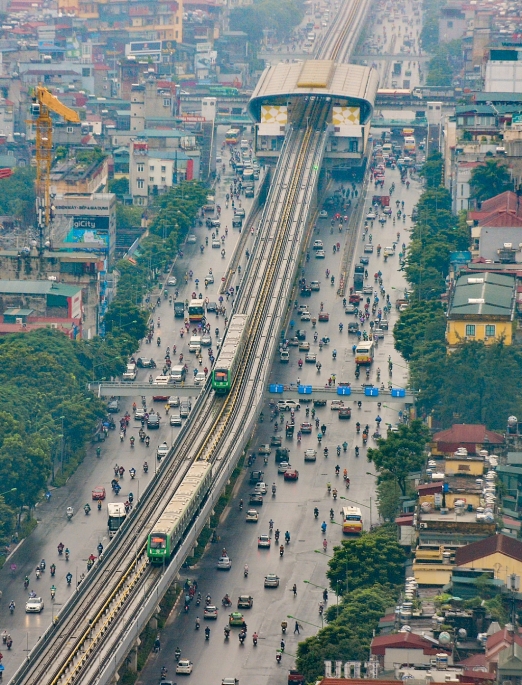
[261,105,287,125]
[332,106,360,126]
[64,216,109,249]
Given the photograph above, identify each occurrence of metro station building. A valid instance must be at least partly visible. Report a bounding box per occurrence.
[249,60,378,177]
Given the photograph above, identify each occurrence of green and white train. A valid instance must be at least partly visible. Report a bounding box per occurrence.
[211,314,249,394]
[147,461,212,563]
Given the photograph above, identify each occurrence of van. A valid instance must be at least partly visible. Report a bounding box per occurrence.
[232,217,243,229]
[170,365,186,382]
[307,32,316,41]
[240,139,249,150]
[180,401,191,418]
[245,186,255,198]
[174,301,185,318]
[189,336,202,353]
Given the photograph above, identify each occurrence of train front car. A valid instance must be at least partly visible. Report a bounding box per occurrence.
[211,315,248,395]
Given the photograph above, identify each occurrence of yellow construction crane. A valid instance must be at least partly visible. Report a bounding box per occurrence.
[30,85,80,249]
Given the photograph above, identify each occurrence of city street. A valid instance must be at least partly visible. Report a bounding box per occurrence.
[136,164,423,685]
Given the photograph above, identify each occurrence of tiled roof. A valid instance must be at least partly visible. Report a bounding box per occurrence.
[455,534,522,566]
[433,424,504,445]
[371,632,448,655]
[448,272,516,318]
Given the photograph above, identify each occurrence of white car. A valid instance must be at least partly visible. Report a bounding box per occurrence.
[167,276,177,286]
[264,573,280,588]
[315,250,326,258]
[154,375,170,386]
[205,273,214,284]
[383,246,395,256]
[366,211,377,220]
[277,400,300,411]
[204,605,218,619]
[217,556,232,570]
[319,209,328,218]
[168,396,180,407]
[300,312,311,322]
[194,371,206,386]
[176,659,194,674]
[134,408,146,420]
[222,680,239,685]
[257,534,271,548]
[25,597,44,613]
[312,240,324,250]
[304,449,317,461]
[245,509,259,522]
[330,400,344,410]
[170,413,182,426]
[254,482,267,495]
[157,442,169,459]
[278,461,291,473]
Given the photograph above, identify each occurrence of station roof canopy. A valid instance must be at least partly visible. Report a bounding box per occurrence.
[248,60,378,123]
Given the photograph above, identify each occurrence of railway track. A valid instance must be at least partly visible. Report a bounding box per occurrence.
[11,1,371,682]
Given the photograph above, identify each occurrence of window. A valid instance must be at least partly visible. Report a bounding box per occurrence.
[137,163,144,172]
[161,165,166,173]
[149,165,155,171]
[67,126,73,133]
[82,67,91,77]
[485,324,496,337]
[161,176,166,183]
[163,98,171,107]
[465,324,476,337]
[137,179,144,189]
[149,176,154,182]
[349,140,359,153]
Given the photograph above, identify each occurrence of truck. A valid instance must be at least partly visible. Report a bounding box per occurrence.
[174,301,185,318]
[354,264,364,290]
[108,503,127,538]
[372,195,390,207]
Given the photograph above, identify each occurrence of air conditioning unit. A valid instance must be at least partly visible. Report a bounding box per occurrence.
[419,523,428,529]
[50,323,58,329]
[15,317,22,324]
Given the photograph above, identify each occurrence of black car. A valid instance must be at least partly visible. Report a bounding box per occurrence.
[137,357,156,368]
[359,256,369,265]
[348,322,359,333]
[206,301,218,313]
[147,414,160,429]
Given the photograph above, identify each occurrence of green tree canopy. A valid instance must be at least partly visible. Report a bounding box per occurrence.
[470,159,512,202]
[367,420,430,495]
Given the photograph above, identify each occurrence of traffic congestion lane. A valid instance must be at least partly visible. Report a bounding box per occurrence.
[0,146,259,673]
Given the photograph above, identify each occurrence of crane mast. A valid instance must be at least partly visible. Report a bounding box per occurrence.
[30,86,81,250]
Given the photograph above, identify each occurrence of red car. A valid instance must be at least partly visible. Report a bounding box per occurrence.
[284,470,299,481]
[91,486,106,500]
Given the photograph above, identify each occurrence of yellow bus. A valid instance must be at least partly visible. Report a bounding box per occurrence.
[355,341,374,365]
[225,128,241,145]
[342,506,363,535]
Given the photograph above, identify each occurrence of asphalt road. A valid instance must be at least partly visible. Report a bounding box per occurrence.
[136,157,424,685]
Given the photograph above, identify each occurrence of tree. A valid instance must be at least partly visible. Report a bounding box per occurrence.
[116,204,142,230]
[103,300,148,342]
[393,300,446,361]
[296,584,398,682]
[367,420,431,495]
[0,167,36,227]
[326,526,405,595]
[108,177,129,198]
[419,152,443,188]
[470,159,512,202]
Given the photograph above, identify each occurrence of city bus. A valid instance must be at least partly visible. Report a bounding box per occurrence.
[188,299,205,323]
[355,341,374,365]
[341,506,363,535]
[225,128,241,145]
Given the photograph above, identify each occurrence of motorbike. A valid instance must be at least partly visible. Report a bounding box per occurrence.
[65,549,70,561]
[143,462,149,473]
[222,596,232,608]
[279,545,284,557]
[66,507,74,520]
[195,619,201,630]
[35,568,41,580]
[343,441,348,452]
[50,564,56,577]
[40,559,46,571]
[84,504,91,515]
[224,627,230,640]
[314,508,319,519]
[276,653,282,664]
[129,468,136,479]
[145,436,150,447]
[244,564,249,577]
[51,586,56,599]
[175,648,181,660]
[239,631,246,645]
[58,543,64,555]
[253,633,258,646]
[9,602,15,614]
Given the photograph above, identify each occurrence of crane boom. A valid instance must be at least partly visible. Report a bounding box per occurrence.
[35,86,80,123]
[31,86,81,250]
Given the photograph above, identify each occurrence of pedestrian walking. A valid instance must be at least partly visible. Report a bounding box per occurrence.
[294,621,300,634]
[292,583,297,597]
